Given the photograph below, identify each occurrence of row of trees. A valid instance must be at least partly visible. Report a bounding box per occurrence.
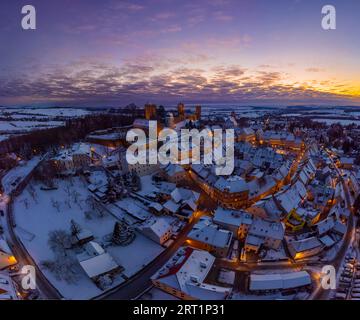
[0,112,136,156]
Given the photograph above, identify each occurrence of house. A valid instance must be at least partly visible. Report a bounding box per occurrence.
[114,198,150,222]
[249,271,311,292]
[188,220,233,258]
[315,217,335,236]
[171,188,200,211]
[74,229,94,245]
[213,207,253,239]
[165,188,200,221]
[151,247,231,300]
[0,272,19,300]
[329,203,351,222]
[337,157,354,169]
[332,221,347,237]
[276,187,302,215]
[72,143,92,168]
[52,143,92,173]
[285,206,321,231]
[247,197,284,221]
[319,235,336,248]
[348,172,360,197]
[77,241,123,284]
[286,237,323,260]
[162,163,189,184]
[189,167,249,209]
[138,218,172,245]
[244,218,285,252]
[235,127,256,143]
[163,199,181,215]
[0,237,17,270]
[148,202,164,215]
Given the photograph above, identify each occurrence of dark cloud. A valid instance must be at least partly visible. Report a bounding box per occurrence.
[1,59,357,106]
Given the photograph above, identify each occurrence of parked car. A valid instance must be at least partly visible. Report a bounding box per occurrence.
[340,277,351,283]
[335,292,347,300]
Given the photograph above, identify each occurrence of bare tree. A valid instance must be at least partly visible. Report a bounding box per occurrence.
[72,191,81,204]
[48,230,71,257]
[64,199,72,209]
[23,198,30,209]
[64,185,72,197]
[51,198,61,212]
[28,184,38,203]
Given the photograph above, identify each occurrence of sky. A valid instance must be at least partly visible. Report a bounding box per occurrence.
[0,0,359,107]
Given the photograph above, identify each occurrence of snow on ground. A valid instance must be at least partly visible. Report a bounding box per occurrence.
[1,156,41,195]
[313,119,360,126]
[0,121,65,133]
[13,177,163,299]
[0,134,10,142]
[0,108,91,118]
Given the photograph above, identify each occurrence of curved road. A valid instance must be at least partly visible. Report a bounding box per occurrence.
[313,149,355,300]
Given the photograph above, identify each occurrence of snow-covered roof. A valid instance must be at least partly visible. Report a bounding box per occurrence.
[276,187,302,213]
[286,236,323,254]
[249,218,285,241]
[79,253,119,279]
[249,271,311,291]
[115,198,150,221]
[171,188,199,204]
[163,199,181,214]
[214,176,248,193]
[164,163,186,175]
[78,242,120,279]
[0,272,18,300]
[213,208,253,227]
[319,235,336,247]
[339,157,354,165]
[188,223,232,249]
[315,217,335,235]
[140,218,172,238]
[153,247,230,299]
[149,202,163,212]
[332,221,347,235]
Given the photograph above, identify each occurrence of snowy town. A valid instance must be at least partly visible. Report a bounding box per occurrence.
[1,104,360,301]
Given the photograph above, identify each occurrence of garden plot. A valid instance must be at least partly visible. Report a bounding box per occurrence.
[13,177,163,299]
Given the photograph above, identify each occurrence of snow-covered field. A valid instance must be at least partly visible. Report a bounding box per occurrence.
[313,119,360,126]
[0,120,65,133]
[0,107,91,118]
[13,177,163,299]
[0,107,94,142]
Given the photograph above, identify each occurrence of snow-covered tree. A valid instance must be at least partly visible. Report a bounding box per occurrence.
[111,220,135,246]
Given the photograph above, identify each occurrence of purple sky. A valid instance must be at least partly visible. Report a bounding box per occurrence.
[0,0,359,107]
